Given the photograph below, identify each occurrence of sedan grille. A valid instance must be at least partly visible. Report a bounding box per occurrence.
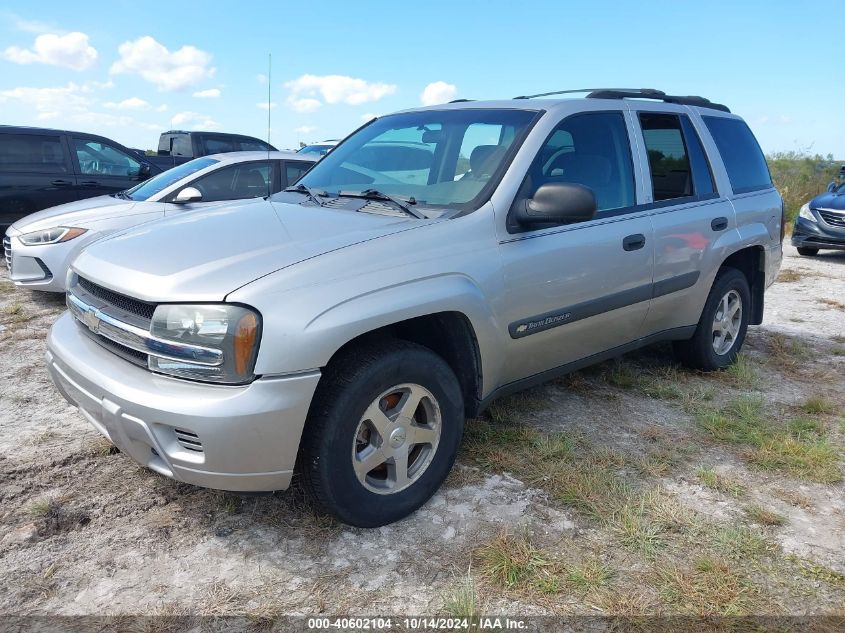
[3,236,11,272]
[818,209,845,228]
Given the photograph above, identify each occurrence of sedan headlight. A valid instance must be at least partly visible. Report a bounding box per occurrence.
[19,226,87,245]
[798,203,816,222]
[149,304,261,384]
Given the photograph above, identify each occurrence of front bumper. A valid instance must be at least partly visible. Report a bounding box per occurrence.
[47,311,321,492]
[4,228,76,292]
[792,217,845,251]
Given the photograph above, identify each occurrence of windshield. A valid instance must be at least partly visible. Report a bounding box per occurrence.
[297,109,538,210]
[298,144,335,156]
[123,157,219,201]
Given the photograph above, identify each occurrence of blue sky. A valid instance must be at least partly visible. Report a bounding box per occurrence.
[1,0,841,156]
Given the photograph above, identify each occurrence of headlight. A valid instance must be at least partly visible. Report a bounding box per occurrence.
[19,226,87,245]
[148,304,261,384]
[798,204,816,222]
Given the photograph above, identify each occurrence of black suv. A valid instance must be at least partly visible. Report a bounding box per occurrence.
[0,126,160,232]
[792,165,845,256]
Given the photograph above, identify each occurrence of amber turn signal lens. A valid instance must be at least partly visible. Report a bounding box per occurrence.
[59,227,88,242]
[233,312,258,376]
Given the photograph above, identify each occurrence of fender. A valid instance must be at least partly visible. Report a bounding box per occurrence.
[250,273,506,393]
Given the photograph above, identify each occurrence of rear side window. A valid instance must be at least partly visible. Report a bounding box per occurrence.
[190,161,272,201]
[639,113,715,201]
[703,117,772,194]
[0,134,67,173]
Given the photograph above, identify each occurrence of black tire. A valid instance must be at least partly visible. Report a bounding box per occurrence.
[796,247,819,257]
[299,339,464,527]
[673,267,751,371]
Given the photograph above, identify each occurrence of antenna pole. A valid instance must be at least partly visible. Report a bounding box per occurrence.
[267,53,272,148]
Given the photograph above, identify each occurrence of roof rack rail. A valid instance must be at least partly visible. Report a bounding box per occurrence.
[448,98,473,103]
[513,88,730,113]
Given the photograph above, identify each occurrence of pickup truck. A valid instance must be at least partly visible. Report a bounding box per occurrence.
[46,89,783,527]
[136,131,280,172]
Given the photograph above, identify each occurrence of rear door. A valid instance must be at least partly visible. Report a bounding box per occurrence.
[0,132,77,229]
[496,110,655,384]
[69,136,147,199]
[633,106,736,336]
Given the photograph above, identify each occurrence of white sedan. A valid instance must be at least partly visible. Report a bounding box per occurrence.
[4,151,316,292]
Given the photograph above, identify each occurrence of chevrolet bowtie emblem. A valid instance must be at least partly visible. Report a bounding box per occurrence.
[82,309,100,333]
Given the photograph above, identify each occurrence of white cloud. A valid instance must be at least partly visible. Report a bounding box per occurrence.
[104,97,149,110]
[0,82,94,119]
[283,74,396,111]
[288,97,322,113]
[170,111,218,130]
[3,32,97,71]
[193,88,220,98]
[757,115,793,126]
[420,81,457,106]
[3,13,57,34]
[360,112,380,121]
[110,36,215,91]
[155,104,168,112]
[257,102,277,110]
[294,125,317,136]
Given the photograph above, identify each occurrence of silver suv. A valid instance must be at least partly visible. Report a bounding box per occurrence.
[45,89,784,527]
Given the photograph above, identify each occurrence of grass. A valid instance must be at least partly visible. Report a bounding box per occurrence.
[818,298,845,311]
[744,504,786,527]
[29,498,52,517]
[776,269,805,283]
[697,396,842,483]
[474,530,551,589]
[442,573,480,619]
[801,396,838,415]
[566,559,613,593]
[710,525,773,561]
[695,466,746,497]
[765,333,814,374]
[786,555,845,587]
[658,557,757,615]
[718,353,758,388]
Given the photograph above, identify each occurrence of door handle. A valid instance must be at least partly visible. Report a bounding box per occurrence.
[51,179,73,186]
[623,233,646,251]
[80,180,101,187]
[711,217,728,231]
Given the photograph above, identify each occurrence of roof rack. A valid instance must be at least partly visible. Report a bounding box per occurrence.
[513,88,730,113]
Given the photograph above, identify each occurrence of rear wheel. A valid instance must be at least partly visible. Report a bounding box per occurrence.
[797,247,819,257]
[673,268,750,371]
[299,340,464,527]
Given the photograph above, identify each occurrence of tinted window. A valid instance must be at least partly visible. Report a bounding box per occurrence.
[239,139,271,151]
[190,161,271,201]
[521,112,635,214]
[640,113,692,201]
[284,161,313,185]
[172,136,192,157]
[73,139,142,177]
[703,117,771,193]
[0,134,68,173]
[680,117,715,197]
[299,109,537,210]
[202,138,236,155]
[125,157,218,201]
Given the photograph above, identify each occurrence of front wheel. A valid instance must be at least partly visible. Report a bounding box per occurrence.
[796,247,819,257]
[673,267,751,371]
[299,340,464,527]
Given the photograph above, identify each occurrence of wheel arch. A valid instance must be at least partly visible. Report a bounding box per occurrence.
[719,244,766,325]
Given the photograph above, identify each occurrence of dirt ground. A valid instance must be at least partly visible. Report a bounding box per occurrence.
[0,245,843,618]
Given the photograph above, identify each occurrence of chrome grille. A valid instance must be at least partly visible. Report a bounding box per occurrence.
[818,209,845,228]
[174,429,203,453]
[3,236,11,272]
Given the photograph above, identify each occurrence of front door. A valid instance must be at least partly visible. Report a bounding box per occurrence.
[496,111,655,384]
[69,136,146,199]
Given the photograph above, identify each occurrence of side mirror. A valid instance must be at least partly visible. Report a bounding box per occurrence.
[515,182,597,226]
[827,182,837,193]
[137,163,151,180]
[173,187,203,204]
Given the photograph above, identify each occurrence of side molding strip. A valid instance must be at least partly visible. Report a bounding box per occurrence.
[509,271,700,339]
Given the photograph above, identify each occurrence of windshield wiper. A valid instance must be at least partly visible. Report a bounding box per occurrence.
[337,189,426,219]
[284,183,327,206]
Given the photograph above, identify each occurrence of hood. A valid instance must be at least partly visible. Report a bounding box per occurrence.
[810,191,845,212]
[72,198,432,302]
[10,195,135,234]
